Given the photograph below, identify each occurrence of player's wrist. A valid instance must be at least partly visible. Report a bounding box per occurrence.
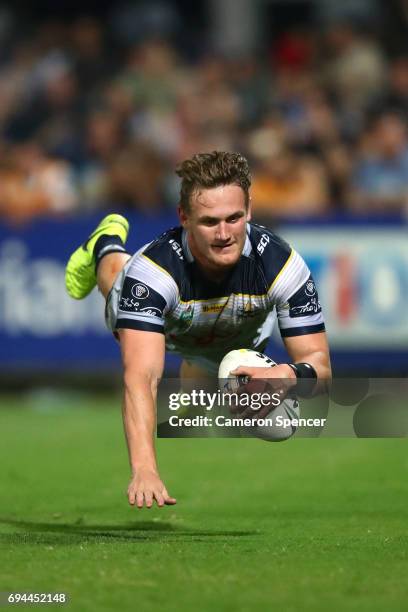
[287,362,317,379]
[279,363,297,379]
[131,464,159,477]
[287,362,317,398]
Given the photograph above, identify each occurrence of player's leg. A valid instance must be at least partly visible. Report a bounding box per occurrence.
[180,360,213,379]
[179,359,215,398]
[96,252,131,298]
[65,214,130,300]
[157,360,214,434]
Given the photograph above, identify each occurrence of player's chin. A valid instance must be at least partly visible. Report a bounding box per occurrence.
[210,245,240,265]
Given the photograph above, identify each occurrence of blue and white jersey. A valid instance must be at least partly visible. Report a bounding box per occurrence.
[106,223,325,364]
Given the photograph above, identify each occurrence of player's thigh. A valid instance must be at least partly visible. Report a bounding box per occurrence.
[179,359,216,396]
[180,360,213,379]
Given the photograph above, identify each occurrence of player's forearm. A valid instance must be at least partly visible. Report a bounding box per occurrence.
[122,374,159,475]
[299,350,331,379]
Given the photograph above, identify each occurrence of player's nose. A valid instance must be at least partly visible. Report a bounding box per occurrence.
[216,222,230,241]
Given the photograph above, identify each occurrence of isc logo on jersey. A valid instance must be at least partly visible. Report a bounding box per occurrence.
[169,239,184,260]
[257,233,270,255]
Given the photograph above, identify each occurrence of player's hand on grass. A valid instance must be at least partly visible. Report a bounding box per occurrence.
[127,469,177,508]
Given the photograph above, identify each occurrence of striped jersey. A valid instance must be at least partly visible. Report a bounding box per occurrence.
[106,223,325,363]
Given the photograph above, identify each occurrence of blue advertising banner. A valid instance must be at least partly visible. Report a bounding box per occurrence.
[1,213,407,374]
[0,212,178,371]
[279,222,408,372]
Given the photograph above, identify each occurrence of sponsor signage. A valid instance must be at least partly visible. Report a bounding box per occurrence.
[281,227,408,349]
[0,215,407,370]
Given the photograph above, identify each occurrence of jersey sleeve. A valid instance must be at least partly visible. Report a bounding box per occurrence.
[269,249,326,338]
[115,253,178,333]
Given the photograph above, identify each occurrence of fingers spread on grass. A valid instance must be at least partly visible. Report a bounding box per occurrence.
[136,491,145,509]
[154,490,165,507]
[145,491,153,508]
[128,488,136,505]
[163,488,177,505]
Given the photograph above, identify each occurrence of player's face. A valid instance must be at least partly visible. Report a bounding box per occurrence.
[179,185,250,276]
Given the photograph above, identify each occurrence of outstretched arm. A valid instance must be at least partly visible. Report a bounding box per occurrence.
[283,331,331,379]
[119,328,176,509]
[231,332,331,390]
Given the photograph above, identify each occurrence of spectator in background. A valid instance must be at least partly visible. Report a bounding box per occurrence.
[0,141,79,223]
[348,111,408,214]
[0,41,39,126]
[70,17,113,94]
[248,122,329,219]
[78,109,125,209]
[228,55,270,127]
[0,9,406,223]
[107,142,169,214]
[173,55,240,161]
[323,22,386,115]
[371,56,408,120]
[286,85,353,206]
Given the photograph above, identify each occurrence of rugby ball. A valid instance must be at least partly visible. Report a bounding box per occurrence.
[218,349,300,441]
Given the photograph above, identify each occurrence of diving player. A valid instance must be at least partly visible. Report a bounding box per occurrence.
[65,151,331,509]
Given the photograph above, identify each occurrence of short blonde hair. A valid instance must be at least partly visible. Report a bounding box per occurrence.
[176,151,251,213]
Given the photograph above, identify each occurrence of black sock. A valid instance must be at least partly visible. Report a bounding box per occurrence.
[93,235,129,271]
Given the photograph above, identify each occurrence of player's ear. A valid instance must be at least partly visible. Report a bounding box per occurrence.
[246,197,252,222]
[178,205,188,227]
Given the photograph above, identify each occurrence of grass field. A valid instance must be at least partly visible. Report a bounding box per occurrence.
[1,391,407,611]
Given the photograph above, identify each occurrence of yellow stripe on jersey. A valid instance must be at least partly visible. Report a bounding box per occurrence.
[268,248,294,292]
[142,248,293,304]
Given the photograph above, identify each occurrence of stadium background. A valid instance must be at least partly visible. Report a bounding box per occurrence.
[1,0,408,379]
[1,2,408,611]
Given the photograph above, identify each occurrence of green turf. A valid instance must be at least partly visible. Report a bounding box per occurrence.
[0,392,407,612]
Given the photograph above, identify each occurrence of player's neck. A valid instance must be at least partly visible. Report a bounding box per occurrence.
[196,262,232,283]
[192,251,235,283]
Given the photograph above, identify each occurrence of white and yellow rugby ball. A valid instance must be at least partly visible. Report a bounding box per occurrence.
[218,349,275,392]
[218,349,300,441]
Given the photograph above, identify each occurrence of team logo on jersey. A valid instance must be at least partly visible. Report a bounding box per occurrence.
[290,298,321,317]
[288,276,321,318]
[305,280,316,297]
[131,283,150,300]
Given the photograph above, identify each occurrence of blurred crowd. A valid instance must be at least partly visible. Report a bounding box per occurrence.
[0,6,407,224]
